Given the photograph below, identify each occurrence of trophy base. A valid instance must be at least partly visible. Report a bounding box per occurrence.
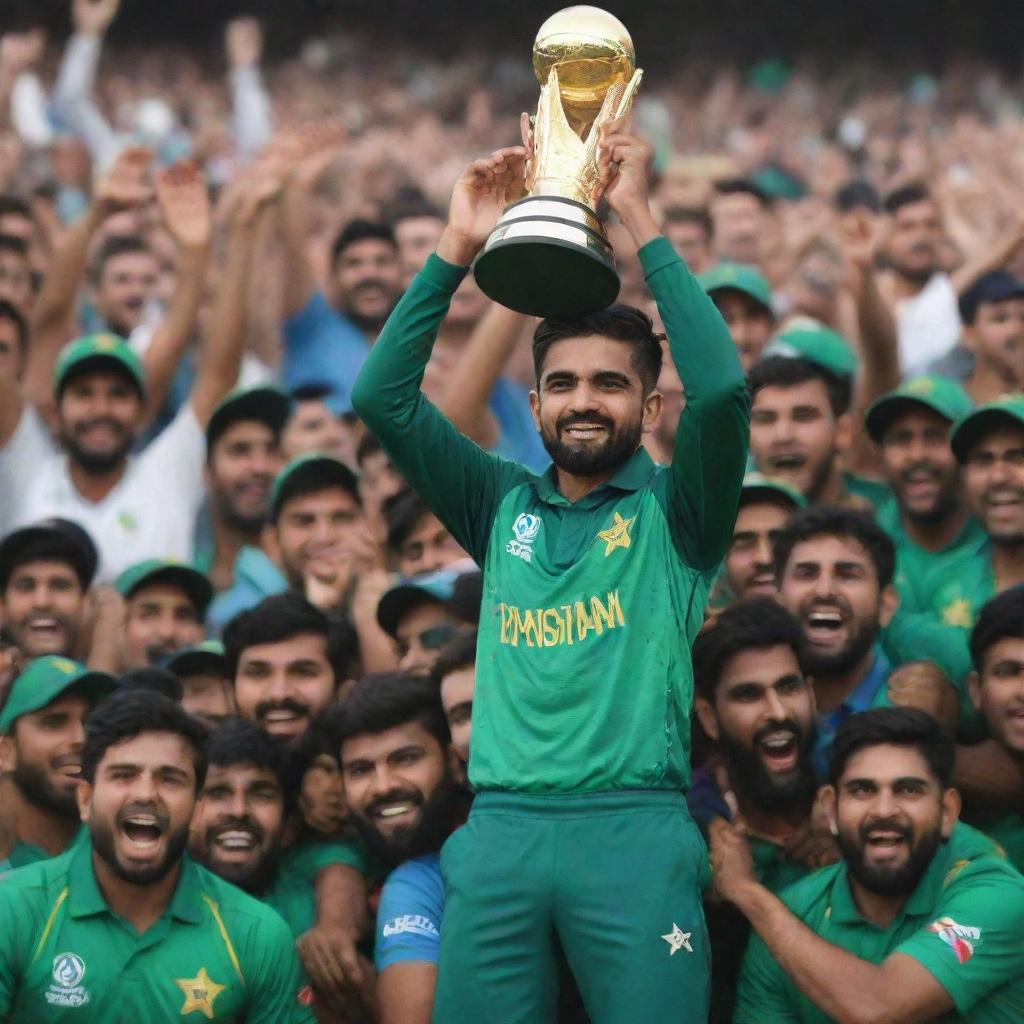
[474,197,620,317]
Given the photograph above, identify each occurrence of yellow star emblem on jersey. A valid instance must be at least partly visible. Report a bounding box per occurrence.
[941,598,973,629]
[597,511,635,557]
[175,966,226,1019]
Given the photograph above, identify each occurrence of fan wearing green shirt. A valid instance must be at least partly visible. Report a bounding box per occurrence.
[0,689,313,1022]
[351,128,750,1023]
[928,396,1024,632]
[864,376,984,620]
[716,706,1024,1024]
[0,657,116,870]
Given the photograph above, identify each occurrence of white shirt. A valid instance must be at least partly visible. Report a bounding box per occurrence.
[896,273,961,378]
[0,403,207,582]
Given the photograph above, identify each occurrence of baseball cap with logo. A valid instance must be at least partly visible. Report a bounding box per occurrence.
[205,386,292,452]
[115,559,214,618]
[865,376,974,445]
[959,270,1024,325]
[950,394,1024,463]
[739,472,806,511]
[0,656,117,734]
[764,320,858,379]
[53,333,145,397]
[165,640,227,679]
[698,263,774,315]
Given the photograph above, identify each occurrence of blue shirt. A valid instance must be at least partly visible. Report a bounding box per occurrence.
[206,546,288,635]
[374,854,443,972]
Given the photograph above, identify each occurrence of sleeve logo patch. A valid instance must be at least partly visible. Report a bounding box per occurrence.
[382,914,440,940]
[928,917,982,964]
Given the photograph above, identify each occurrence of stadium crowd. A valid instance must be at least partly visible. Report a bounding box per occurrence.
[3,1,1024,1021]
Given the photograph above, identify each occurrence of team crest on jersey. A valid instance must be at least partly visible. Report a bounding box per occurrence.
[507,512,541,562]
[46,952,90,1008]
[928,917,982,964]
[175,966,226,1019]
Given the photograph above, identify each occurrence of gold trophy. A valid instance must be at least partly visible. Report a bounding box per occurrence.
[474,5,642,317]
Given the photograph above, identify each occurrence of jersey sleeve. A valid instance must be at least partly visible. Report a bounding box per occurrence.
[641,238,750,571]
[733,930,803,1023]
[243,906,316,1024]
[374,859,445,972]
[351,256,529,565]
[894,859,1024,1015]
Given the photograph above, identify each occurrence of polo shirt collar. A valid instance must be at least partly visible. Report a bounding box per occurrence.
[833,647,891,722]
[68,841,203,925]
[534,446,656,508]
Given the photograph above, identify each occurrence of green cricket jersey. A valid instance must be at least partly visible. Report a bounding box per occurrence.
[353,238,749,793]
[964,810,1024,875]
[7,840,48,870]
[876,498,988,618]
[926,535,995,631]
[735,823,1024,1023]
[0,842,314,1023]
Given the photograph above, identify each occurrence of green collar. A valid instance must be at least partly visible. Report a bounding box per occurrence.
[68,841,203,925]
[534,447,657,508]
[829,836,953,928]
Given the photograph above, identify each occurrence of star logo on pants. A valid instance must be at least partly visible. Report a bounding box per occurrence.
[661,923,693,955]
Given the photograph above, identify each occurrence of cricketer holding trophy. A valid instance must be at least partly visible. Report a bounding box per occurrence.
[352,6,749,1020]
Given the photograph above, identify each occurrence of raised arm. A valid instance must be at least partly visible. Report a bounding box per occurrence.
[226,18,272,162]
[599,125,749,570]
[0,28,46,133]
[350,149,531,564]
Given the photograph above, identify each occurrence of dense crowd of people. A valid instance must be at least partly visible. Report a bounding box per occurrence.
[3,2,1024,1022]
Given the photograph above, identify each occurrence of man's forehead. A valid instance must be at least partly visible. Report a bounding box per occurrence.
[281,487,358,515]
[205,761,280,787]
[887,405,951,434]
[790,533,870,565]
[839,743,935,784]
[983,635,1024,669]
[735,499,791,530]
[754,378,831,410]
[99,729,194,768]
[342,719,438,763]
[131,581,193,608]
[239,632,329,664]
[970,425,1024,455]
[541,335,637,378]
[8,558,78,581]
[720,644,801,687]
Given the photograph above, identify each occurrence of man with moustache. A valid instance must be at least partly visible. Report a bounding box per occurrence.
[717,708,1024,1023]
[224,592,350,745]
[926,397,1024,632]
[0,518,97,659]
[0,656,116,868]
[690,598,831,1023]
[864,376,984,617]
[0,690,312,1022]
[115,559,212,669]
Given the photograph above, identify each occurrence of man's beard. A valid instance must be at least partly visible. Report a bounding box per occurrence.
[61,423,134,475]
[90,809,190,885]
[540,411,642,478]
[838,819,943,896]
[350,769,457,870]
[195,817,282,894]
[719,719,818,816]
[799,615,879,679]
[897,466,960,528]
[13,759,81,821]
[213,483,269,537]
[804,449,837,504]
[340,284,395,333]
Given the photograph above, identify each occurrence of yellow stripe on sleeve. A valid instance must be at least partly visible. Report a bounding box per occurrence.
[30,886,70,966]
[202,892,245,986]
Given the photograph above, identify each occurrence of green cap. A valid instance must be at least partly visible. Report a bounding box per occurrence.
[865,376,974,445]
[270,453,360,521]
[165,640,226,679]
[950,394,1024,463]
[0,656,117,734]
[115,559,214,617]
[765,320,858,378]
[53,333,145,396]
[698,263,774,314]
[205,386,292,451]
[739,471,806,510]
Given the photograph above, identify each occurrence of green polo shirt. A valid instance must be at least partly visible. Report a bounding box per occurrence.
[352,237,749,794]
[843,472,890,511]
[7,841,48,870]
[876,499,988,618]
[964,810,1024,875]
[926,535,995,632]
[0,842,314,1022]
[735,823,1024,1022]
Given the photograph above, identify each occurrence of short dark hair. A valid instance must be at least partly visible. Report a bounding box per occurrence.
[713,178,771,208]
[692,597,803,700]
[90,235,151,283]
[883,183,933,216]
[970,589,1024,673]
[118,667,184,702]
[204,715,296,811]
[388,195,445,226]
[81,689,208,789]
[383,487,431,556]
[289,382,334,403]
[431,630,477,685]
[0,194,32,223]
[834,181,880,214]
[222,593,355,684]
[747,355,851,418]
[330,220,397,270]
[0,234,28,260]
[327,673,450,754]
[773,505,895,589]
[829,706,954,789]
[355,431,383,468]
[0,298,28,355]
[663,205,712,239]
[533,304,664,394]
